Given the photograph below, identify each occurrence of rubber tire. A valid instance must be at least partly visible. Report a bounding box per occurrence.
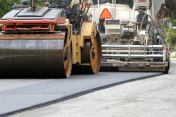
[164,61,170,74]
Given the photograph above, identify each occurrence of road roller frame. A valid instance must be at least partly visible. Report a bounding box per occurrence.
[0,0,101,78]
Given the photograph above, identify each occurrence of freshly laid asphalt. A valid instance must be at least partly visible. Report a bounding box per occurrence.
[0,71,162,116]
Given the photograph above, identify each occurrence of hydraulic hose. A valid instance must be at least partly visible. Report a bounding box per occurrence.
[140,13,166,45]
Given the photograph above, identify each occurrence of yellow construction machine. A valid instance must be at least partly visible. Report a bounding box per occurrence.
[0,0,101,78]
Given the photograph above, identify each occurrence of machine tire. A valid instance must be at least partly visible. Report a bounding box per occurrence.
[164,61,170,74]
[90,32,102,74]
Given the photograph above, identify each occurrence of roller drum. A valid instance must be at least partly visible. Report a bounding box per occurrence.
[0,39,67,78]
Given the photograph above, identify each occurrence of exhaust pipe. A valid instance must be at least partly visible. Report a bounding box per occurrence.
[30,0,36,11]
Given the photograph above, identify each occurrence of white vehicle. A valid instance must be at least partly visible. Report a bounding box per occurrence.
[88,0,170,73]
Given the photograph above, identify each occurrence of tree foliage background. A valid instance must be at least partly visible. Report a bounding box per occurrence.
[165,0,176,51]
[157,0,176,51]
[0,0,21,18]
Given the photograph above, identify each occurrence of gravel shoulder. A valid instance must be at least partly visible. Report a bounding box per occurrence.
[12,60,176,117]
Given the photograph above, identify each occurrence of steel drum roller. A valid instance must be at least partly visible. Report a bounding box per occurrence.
[0,39,68,77]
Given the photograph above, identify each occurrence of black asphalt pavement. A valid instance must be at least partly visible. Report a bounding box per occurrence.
[0,72,162,116]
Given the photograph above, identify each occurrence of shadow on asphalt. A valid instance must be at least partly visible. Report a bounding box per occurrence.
[100,67,119,72]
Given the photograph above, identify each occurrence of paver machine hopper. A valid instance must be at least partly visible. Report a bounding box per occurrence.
[0,0,102,77]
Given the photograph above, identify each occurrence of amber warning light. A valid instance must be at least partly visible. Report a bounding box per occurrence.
[100,8,112,19]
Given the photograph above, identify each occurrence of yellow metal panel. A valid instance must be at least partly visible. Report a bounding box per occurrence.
[72,35,77,64]
[80,21,97,47]
[72,34,81,64]
[76,35,81,63]
[81,22,93,38]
